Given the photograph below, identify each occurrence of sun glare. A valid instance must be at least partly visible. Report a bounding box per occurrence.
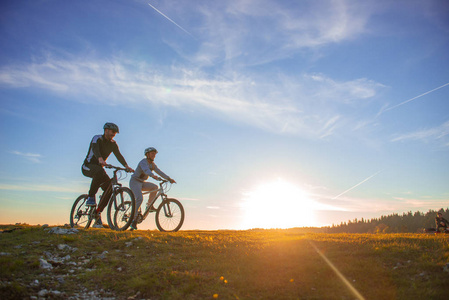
[240,179,318,229]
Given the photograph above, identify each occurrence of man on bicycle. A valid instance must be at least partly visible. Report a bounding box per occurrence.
[129,147,176,230]
[82,122,134,228]
[436,212,449,233]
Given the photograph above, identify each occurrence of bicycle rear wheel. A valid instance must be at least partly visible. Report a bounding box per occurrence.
[155,198,184,232]
[107,187,135,231]
[70,194,94,229]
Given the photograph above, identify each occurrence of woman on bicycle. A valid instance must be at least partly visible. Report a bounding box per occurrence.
[129,147,176,230]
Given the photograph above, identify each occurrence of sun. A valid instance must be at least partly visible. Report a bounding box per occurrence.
[240,179,318,229]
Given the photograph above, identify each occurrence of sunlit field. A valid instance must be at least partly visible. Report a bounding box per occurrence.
[1,225,448,299]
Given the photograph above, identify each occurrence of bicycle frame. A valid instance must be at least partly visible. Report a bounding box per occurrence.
[71,164,135,230]
[140,180,170,221]
[134,179,184,232]
[103,165,135,230]
[108,168,124,210]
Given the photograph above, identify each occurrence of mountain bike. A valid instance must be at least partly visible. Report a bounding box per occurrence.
[70,165,136,231]
[130,179,184,232]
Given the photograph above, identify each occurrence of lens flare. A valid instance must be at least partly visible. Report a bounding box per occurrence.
[240,179,318,229]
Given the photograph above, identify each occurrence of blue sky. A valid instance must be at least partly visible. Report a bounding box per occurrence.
[1,0,448,230]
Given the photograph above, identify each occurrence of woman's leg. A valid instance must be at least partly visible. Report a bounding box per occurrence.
[129,178,144,211]
[142,182,158,208]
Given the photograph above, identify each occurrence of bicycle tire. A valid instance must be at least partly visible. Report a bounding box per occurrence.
[107,187,136,231]
[70,194,94,229]
[155,198,184,232]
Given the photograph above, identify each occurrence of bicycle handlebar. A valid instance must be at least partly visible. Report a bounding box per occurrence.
[105,164,132,172]
[105,165,174,184]
[156,178,177,187]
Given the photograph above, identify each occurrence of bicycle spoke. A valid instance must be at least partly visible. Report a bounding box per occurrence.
[70,194,93,229]
[155,199,184,232]
[107,187,135,231]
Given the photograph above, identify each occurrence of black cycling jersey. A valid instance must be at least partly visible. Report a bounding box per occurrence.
[83,134,127,167]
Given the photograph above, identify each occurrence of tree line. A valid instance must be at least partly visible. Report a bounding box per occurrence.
[326,208,449,233]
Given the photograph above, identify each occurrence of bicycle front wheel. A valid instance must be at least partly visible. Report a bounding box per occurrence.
[70,194,94,229]
[155,198,184,232]
[107,187,135,231]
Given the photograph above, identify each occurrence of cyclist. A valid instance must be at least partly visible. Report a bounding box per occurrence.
[129,147,176,230]
[82,122,134,228]
[436,212,449,233]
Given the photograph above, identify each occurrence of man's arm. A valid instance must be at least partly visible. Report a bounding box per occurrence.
[91,135,105,165]
[112,144,134,172]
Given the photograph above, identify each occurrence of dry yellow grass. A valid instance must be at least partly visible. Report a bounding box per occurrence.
[1,225,448,299]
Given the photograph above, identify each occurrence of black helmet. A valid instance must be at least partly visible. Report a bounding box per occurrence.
[103,122,119,133]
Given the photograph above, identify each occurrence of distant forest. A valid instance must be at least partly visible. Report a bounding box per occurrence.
[326,208,449,233]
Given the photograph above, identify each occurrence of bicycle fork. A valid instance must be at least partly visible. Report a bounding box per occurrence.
[161,200,173,218]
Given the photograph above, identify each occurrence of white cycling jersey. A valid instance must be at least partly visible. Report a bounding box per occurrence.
[130,158,170,182]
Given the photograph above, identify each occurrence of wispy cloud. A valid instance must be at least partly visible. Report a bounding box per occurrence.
[10,151,42,163]
[0,1,385,141]
[178,197,200,201]
[173,0,373,67]
[305,74,384,102]
[391,120,449,146]
[316,191,449,214]
[0,57,384,139]
[0,183,79,193]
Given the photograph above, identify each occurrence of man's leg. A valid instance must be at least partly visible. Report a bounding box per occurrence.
[97,180,113,213]
[91,180,113,228]
[82,164,110,206]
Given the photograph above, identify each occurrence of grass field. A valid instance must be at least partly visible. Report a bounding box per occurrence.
[1,225,448,299]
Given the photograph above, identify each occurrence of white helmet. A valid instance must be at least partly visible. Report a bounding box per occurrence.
[144,147,158,155]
